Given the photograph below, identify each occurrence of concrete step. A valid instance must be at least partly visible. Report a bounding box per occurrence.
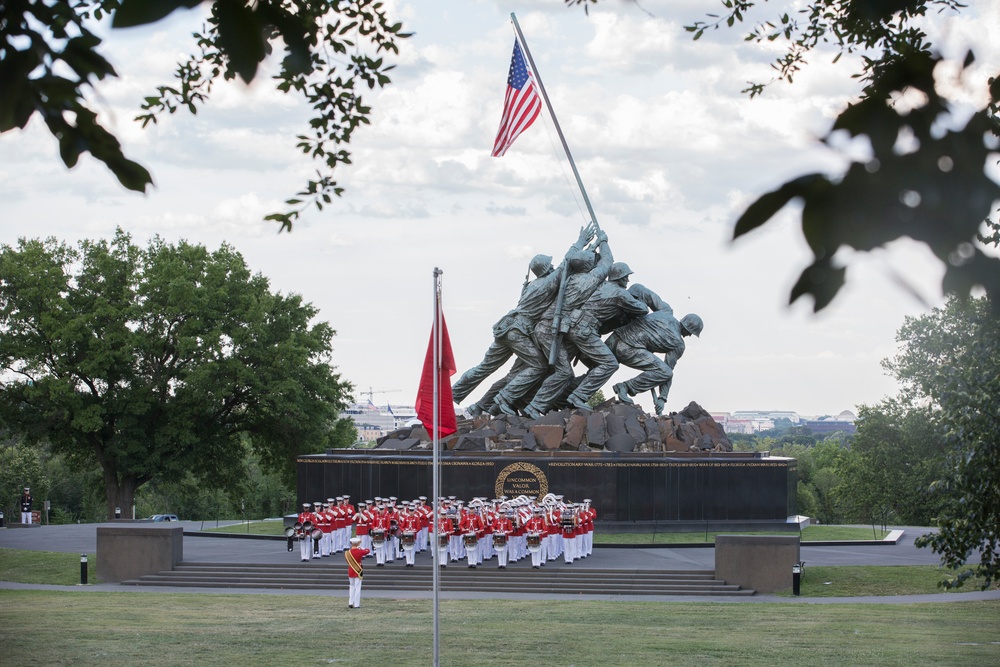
[122,561,754,596]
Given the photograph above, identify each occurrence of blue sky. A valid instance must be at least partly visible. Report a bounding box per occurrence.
[2,0,998,416]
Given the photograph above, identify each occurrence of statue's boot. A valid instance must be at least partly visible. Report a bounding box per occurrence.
[521,404,542,420]
[566,392,592,412]
[494,394,518,417]
[613,383,634,405]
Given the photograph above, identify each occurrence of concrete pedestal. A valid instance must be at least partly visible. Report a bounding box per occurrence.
[97,525,182,582]
[715,534,800,594]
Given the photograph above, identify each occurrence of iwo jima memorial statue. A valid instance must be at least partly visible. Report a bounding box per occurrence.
[297,18,796,531]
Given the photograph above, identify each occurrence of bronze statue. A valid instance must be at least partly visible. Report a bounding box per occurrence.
[453,224,596,415]
[455,228,702,418]
[512,231,612,419]
[607,284,703,415]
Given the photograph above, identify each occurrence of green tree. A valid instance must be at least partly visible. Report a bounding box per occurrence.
[836,401,948,527]
[586,389,607,409]
[569,0,1000,310]
[879,294,1000,589]
[328,417,359,450]
[0,433,43,522]
[0,0,409,229]
[0,229,352,519]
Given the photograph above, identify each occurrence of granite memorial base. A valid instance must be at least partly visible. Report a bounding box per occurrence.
[297,450,797,525]
[715,534,801,594]
[97,525,182,582]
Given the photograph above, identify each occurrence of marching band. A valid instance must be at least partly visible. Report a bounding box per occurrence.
[287,493,596,569]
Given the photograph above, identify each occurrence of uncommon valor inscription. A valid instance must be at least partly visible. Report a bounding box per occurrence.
[495,462,548,499]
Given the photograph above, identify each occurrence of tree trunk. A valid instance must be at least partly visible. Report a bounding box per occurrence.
[102,470,141,520]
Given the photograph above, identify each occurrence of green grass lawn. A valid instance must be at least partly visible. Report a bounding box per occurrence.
[783,564,991,597]
[198,520,287,536]
[0,591,995,666]
[0,548,99,585]
[593,524,890,544]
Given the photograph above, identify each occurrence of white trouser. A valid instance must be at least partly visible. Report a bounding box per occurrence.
[348,577,362,607]
[300,536,313,561]
[496,546,508,567]
[21,512,32,524]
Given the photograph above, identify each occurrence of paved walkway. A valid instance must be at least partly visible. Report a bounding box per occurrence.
[2,523,997,604]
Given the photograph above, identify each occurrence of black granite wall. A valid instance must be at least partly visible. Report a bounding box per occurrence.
[297,450,797,524]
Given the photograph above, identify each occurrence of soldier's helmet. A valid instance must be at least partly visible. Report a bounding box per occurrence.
[529,254,554,278]
[680,314,704,337]
[567,249,596,273]
[608,262,633,282]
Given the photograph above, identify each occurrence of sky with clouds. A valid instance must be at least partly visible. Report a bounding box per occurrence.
[2,0,998,417]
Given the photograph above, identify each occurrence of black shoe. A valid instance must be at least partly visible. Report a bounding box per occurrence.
[533,565,539,569]
[348,604,353,608]
[376,563,384,567]
[468,565,476,569]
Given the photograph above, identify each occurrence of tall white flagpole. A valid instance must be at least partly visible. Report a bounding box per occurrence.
[431,267,442,667]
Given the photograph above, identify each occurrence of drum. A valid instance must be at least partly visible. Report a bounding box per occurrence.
[311,528,323,541]
[284,526,296,538]
[463,532,478,549]
[402,530,416,551]
[527,532,542,553]
[438,533,450,548]
[492,532,508,550]
[371,528,386,547]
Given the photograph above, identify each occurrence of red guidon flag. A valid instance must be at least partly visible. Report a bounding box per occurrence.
[415,312,457,440]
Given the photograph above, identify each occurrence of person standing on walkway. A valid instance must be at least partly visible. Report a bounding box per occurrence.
[345,537,369,609]
[20,487,33,524]
[297,503,317,562]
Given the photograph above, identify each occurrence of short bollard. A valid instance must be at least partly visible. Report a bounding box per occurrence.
[0,511,5,528]
[81,553,88,585]
[792,561,803,596]
[114,507,121,520]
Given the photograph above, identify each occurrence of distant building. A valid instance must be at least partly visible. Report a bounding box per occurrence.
[340,402,418,440]
[712,409,857,435]
[802,409,857,434]
[730,410,801,424]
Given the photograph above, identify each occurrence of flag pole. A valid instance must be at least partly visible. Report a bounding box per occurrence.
[510,12,602,365]
[431,267,442,667]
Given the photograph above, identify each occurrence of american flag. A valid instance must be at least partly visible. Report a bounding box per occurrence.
[492,40,541,157]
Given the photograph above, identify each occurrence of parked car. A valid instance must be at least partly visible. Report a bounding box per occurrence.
[148,514,179,522]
